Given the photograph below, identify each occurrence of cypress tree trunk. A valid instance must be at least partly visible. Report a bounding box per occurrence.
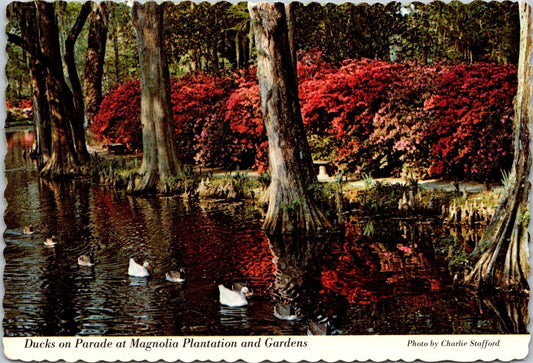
[36,1,80,179]
[249,2,331,235]
[465,1,531,292]
[132,1,183,194]
[83,2,109,132]
[64,2,91,163]
[19,2,50,162]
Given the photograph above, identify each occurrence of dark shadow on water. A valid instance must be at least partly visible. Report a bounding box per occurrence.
[480,293,529,334]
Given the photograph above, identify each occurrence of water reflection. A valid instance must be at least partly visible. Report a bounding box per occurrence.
[481,293,529,334]
[3,129,528,336]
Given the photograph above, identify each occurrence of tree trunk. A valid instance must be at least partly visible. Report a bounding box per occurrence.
[132,1,183,194]
[465,1,531,292]
[83,2,109,133]
[36,1,81,179]
[249,2,331,235]
[64,2,91,162]
[19,2,50,162]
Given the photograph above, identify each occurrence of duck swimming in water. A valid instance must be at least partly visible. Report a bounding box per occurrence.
[166,268,185,283]
[78,253,94,267]
[23,225,34,235]
[43,236,57,247]
[218,284,252,307]
[128,258,151,277]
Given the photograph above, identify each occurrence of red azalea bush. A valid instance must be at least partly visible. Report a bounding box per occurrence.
[422,64,516,180]
[170,74,232,165]
[94,52,516,181]
[298,53,516,180]
[224,67,268,171]
[92,79,142,151]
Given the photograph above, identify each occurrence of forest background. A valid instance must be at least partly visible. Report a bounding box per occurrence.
[6,0,519,183]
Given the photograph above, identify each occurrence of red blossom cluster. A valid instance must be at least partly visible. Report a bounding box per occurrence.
[93,51,516,181]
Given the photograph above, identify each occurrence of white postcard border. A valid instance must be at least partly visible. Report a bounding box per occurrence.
[3,335,530,362]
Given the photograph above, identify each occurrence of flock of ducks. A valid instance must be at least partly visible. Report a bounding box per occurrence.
[21,224,338,333]
[23,224,251,308]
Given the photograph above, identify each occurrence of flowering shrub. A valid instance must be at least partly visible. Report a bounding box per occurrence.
[224,67,268,171]
[94,52,516,181]
[422,64,516,180]
[298,55,516,180]
[170,74,232,165]
[92,80,142,151]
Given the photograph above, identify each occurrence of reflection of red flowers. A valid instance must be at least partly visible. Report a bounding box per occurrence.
[20,132,35,147]
[321,236,446,304]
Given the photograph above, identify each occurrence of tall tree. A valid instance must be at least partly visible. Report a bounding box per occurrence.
[64,1,91,163]
[35,1,82,178]
[8,1,92,177]
[465,1,531,291]
[14,2,51,160]
[248,2,331,235]
[83,2,109,132]
[132,1,183,193]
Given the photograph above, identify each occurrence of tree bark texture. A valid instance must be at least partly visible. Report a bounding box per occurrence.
[83,2,109,129]
[465,1,531,292]
[249,2,331,235]
[64,1,91,162]
[36,1,80,179]
[132,1,183,193]
[19,2,51,161]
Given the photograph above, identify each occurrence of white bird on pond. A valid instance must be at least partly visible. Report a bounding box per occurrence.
[232,282,254,297]
[218,284,251,307]
[78,254,94,267]
[166,268,185,283]
[128,258,151,277]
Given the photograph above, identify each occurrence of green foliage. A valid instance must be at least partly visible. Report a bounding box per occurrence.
[281,198,303,212]
[433,235,469,270]
[519,209,529,227]
[363,220,375,236]
[258,172,271,190]
[500,169,511,187]
[362,173,373,190]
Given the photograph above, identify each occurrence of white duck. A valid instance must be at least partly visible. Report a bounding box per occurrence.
[166,268,185,283]
[218,284,251,307]
[128,258,151,277]
[78,254,94,267]
[232,282,254,297]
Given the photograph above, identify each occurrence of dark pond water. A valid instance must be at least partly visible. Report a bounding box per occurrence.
[3,129,527,336]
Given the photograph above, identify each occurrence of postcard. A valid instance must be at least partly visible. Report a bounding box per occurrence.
[2,0,531,362]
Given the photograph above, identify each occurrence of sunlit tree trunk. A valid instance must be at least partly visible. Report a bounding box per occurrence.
[132,1,183,193]
[249,2,331,235]
[465,1,531,292]
[83,2,109,134]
